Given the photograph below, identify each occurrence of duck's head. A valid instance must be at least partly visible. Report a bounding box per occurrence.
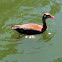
[43,12,55,19]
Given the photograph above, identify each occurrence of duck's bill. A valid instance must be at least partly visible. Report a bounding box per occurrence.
[50,15,55,18]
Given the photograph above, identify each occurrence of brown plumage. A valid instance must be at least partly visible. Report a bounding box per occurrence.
[11,24,43,31]
[11,13,55,35]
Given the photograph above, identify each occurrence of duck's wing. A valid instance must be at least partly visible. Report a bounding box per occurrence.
[11,23,43,32]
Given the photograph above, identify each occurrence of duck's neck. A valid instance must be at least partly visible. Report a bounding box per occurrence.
[42,16,47,32]
[42,17,47,27]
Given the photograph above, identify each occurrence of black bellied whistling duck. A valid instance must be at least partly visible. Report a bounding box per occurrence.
[11,13,55,35]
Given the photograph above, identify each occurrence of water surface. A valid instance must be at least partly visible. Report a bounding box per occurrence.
[0,0,62,62]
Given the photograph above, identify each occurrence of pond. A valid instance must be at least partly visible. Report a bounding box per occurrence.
[0,0,62,62]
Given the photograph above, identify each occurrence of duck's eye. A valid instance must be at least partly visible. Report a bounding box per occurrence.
[44,14,46,17]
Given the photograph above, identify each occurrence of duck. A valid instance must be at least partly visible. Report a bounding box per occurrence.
[11,13,55,35]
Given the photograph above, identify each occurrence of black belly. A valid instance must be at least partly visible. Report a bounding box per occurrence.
[15,28,41,35]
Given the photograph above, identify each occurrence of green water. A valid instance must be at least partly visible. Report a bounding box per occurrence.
[0,0,62,62]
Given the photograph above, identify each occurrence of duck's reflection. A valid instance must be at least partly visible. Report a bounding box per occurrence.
[14,30,55,43]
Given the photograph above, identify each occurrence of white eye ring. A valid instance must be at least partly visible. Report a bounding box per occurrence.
[44,15,46,17]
